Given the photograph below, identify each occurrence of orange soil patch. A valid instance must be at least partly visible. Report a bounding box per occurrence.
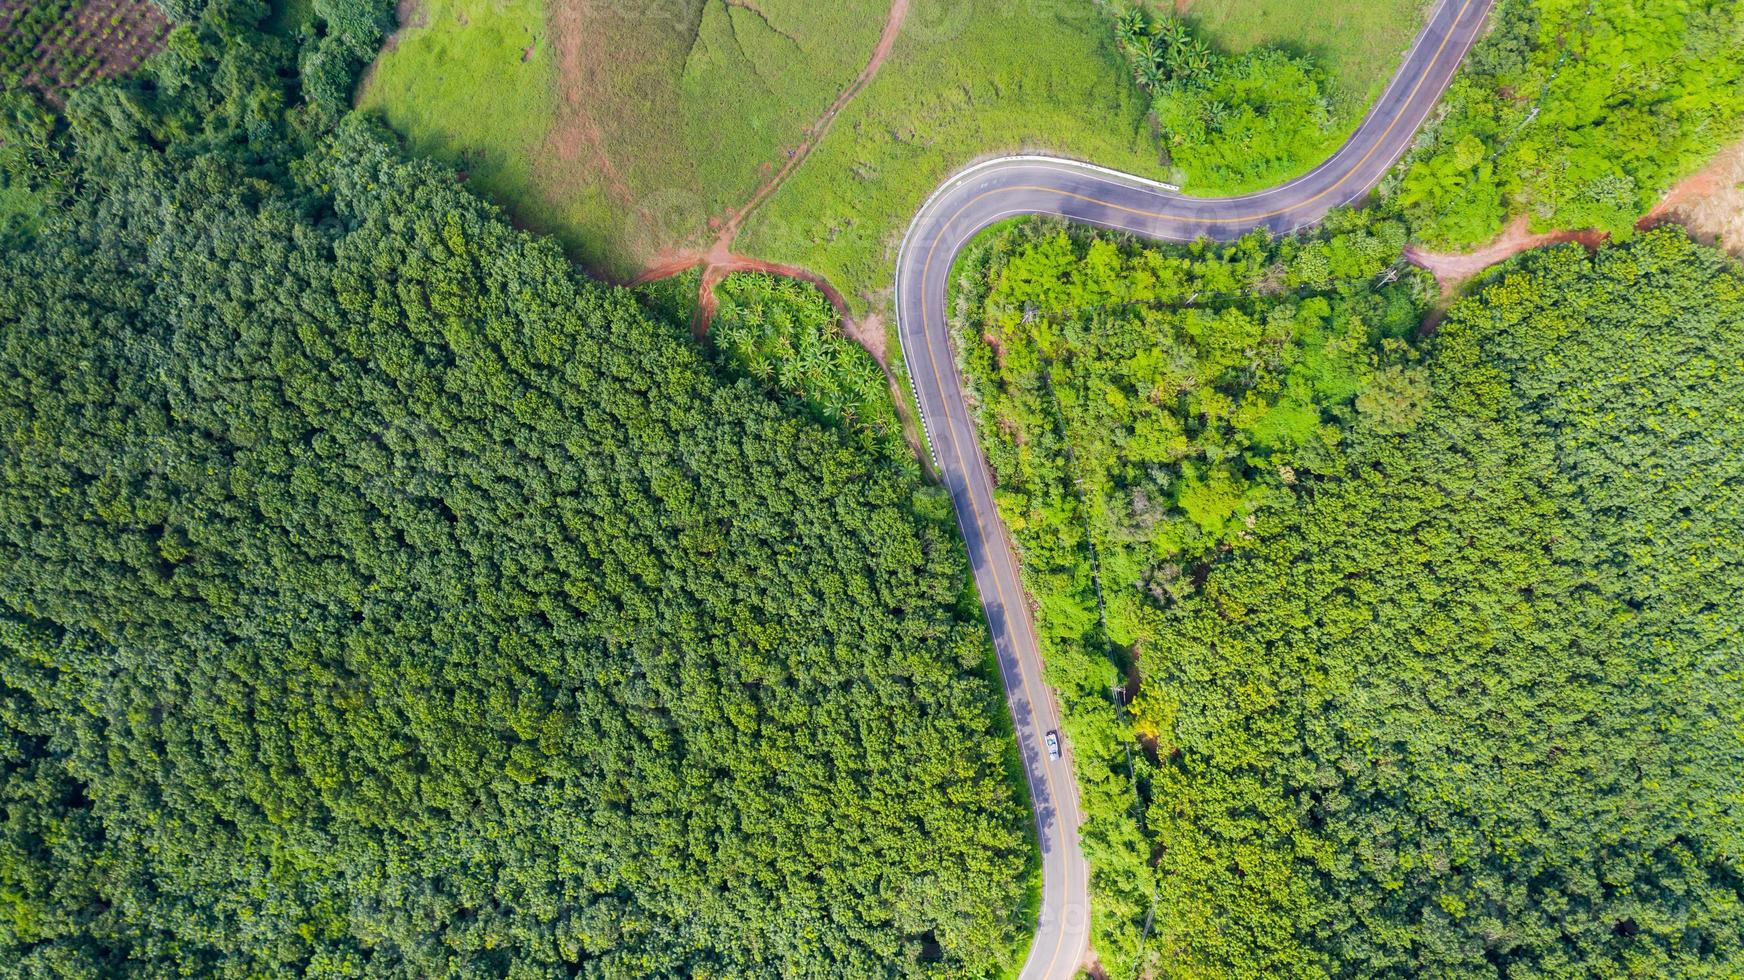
[1640,140,1744,257]
[1405,215,1604,289]
[844,311,889,369]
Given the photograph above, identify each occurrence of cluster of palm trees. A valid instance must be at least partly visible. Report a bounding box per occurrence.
[709,280,893,433]
[1113,5,1217,93]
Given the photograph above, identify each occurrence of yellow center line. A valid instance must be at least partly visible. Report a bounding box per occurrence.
[910,2,1477,975]
[919,240,1073,979]
[938,0,1471,234]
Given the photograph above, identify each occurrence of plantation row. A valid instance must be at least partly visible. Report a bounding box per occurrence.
[0,0,165,94]
[0,0,1035,974]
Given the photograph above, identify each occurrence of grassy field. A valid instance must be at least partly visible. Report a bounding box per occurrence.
[738,0,1429,315]
[356,0,558,244]
[359,0,889,276]
[359,0,1432,295]
[738,0,1157,316]
[1176,0,1430,113]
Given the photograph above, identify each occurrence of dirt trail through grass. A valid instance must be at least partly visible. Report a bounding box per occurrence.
[542,0,673,215]
[1405,216,1604,289]
[628,0,909,343]
[1407,142,1744,290]
[715,0,909,249]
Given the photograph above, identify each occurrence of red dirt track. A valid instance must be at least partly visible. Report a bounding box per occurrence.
[628,0,910,338]
[1407,140,1744,290]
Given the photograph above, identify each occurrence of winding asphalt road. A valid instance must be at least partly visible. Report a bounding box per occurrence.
[892,0,1493,975]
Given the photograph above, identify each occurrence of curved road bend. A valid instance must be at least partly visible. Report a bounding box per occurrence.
[892,0,1493,975]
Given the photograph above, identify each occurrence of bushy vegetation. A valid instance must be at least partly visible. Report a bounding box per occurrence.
[956,218,1744,975]
[1114,8,1341,193]
[0,1,1035,973]
[0,92,58,241]
[1397,0,1744,245]
[1145,230,1744,975]
[711,272,904,461]
[952,214,1433,966]
[1179,0,1428,113]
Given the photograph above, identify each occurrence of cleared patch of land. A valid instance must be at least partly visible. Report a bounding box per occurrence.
[0,0,167,98]
[360,0,890,277]
[1406,215,1604,290]
[1644,138,1744,257]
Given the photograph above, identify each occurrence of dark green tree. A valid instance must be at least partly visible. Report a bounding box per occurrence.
[0,4,1033,975]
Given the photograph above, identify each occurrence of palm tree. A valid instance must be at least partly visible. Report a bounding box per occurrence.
[711,319,752,363]
[1180,38,1214,81]
[1150,43,1174,82]
[777,356,807,393]
[1129,35,1160,88]
[1203,99,1232,132]
[1115,7,1148,52]
[1154,16,1190,55]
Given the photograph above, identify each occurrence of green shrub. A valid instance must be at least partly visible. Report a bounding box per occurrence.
[1397,0,1744,245]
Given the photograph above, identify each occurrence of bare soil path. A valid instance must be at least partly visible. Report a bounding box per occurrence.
[627,0,911,342]
[1407,138,1744,289]
[1642,140,1744,256]
[1405,216,1604,289]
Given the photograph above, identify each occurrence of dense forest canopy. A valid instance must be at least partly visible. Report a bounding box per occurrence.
[956,223,1744,976]
[1397,0,1744,245]
[952,215,1436,967]
[0,0,1032,974]
[5,0,1744,975]
[1147,230,1744,975]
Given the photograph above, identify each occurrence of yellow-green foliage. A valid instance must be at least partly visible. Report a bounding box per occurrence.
[1396,0,1744,245]
[1180,0,1429,111]
[711,272,904,461]
[952,214,1431,971]
[1149,230,1744,975]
